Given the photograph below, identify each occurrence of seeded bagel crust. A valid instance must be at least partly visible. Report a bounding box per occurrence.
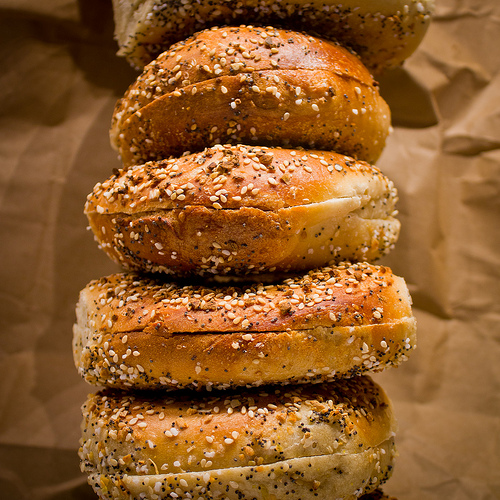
[72,263,416,391]
[80,376,397,499]
[110,26,391,167]
[85,145,400,277]
[112,0,434,74]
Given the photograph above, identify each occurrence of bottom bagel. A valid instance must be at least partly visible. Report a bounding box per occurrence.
[80,376,397,500]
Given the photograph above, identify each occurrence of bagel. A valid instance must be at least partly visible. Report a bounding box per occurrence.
[112,0,434,74]
[79,375,397,499]
[85,145,400,277]
[110,26,391,167]
[72,262,416,391]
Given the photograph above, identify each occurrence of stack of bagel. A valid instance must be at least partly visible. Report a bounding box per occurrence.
[74,1,433,499]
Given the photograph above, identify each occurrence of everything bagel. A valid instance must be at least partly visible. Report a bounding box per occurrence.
[111,26,391,167]
[112,0,434,73]
[85,145,400,277]
[73,263,416,391]
[80,375,397,499]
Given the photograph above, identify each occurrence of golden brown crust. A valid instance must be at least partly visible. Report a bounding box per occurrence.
[85,145,400,277]
[110,26,391,167]
[111,26,374,137]
[112,0,434,74]
[80,376,397,499]
[72,263,416,390]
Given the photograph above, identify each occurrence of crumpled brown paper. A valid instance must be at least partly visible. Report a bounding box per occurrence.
[0,0,499,498]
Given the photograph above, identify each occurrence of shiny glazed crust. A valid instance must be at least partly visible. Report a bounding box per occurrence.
[110,26,391,167]
[80,376,397,499]
[72,263,416,390]
[112,0,434,73]
[85,145,400,277]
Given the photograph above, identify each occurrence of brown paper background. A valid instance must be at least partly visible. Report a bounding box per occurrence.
[0,0,499,498]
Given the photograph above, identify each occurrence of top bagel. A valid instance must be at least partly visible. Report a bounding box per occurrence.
[112,0,434,73]
[111,26,391,168]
